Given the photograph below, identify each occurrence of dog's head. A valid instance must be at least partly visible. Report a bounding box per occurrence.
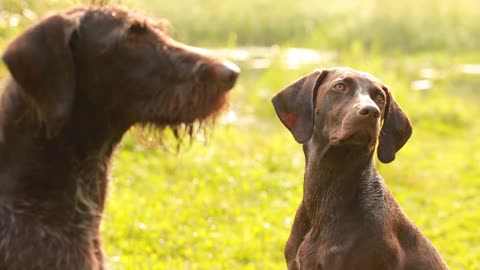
[2,6,239,139]
[272,68,411,163]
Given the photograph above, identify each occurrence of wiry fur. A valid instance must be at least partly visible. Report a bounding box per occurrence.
[0,5,238,270]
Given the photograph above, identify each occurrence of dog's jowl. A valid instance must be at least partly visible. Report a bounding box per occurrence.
[0,5,238,270]
[272,68,448,270]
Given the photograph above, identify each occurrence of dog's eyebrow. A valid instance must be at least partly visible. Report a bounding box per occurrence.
[332,76,356,85]
[359,72,381,83]
[127,14,167,33]
[128,18,147,27]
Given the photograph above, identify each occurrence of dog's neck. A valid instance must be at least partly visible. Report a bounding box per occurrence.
[0,81,126,202]
[302,136,385,229]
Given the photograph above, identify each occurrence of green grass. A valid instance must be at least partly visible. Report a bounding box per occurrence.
[1,0,479,269]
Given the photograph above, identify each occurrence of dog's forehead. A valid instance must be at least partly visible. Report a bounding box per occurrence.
[68,6,168,42]
[69,6,155,26]
[329,68,382,84]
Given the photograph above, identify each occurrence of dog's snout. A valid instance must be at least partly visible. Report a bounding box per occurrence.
[358,104,381,119]
[215,61,240,91]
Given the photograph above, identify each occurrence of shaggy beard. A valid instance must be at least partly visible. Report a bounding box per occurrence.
[136,120,214,150]
[135,96,229,151]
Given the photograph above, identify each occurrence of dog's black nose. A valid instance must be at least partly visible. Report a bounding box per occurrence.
[358,104,381,119]
[216,61,240,91]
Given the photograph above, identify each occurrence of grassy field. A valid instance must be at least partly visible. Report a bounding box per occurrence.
[1,0,480,269]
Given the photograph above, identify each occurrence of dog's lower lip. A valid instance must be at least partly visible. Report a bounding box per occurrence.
[218,85,234,93]
[330,132,373,146]
[224,85,235,92]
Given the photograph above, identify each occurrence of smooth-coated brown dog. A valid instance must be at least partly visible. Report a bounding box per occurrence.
[0,5,238,270]
[272,68,448,270]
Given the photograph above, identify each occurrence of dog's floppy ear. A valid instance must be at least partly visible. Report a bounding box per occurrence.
[2,14,77,139]
[272,69,328,143]
[377,87,412,163]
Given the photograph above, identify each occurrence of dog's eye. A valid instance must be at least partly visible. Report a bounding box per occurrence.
[333,83,346,91]
[375,94,385,104]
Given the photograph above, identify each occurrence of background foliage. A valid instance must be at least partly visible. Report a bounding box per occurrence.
[1,0,479,269]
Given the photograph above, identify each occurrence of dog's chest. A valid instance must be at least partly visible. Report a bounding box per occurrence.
[297,221,396,270]
[297,228,357,269]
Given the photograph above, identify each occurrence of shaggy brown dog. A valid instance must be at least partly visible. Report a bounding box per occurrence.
[273,68,448,270]
[0,5,238,270]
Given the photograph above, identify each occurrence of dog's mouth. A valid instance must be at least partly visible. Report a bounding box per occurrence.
[330,132,373,146]
[329,125,379,148]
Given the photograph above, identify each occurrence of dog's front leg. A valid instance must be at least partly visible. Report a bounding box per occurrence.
[285,202,311,270]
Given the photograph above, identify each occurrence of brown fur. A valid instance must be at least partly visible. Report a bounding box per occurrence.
[272,68,448,270]
[0,5,238,270]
